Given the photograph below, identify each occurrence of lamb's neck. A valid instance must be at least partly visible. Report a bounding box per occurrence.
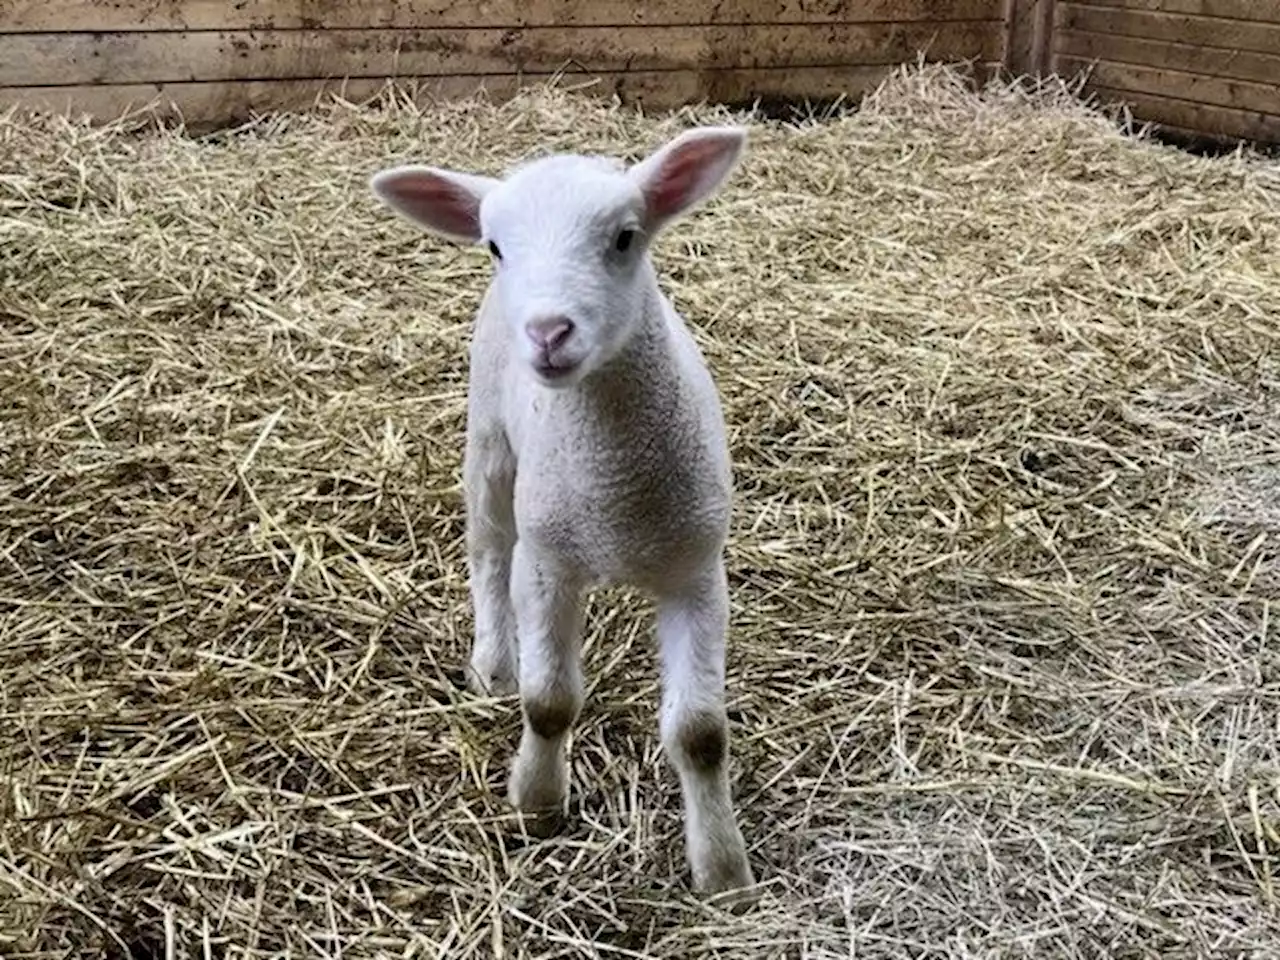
[575,298,679,426]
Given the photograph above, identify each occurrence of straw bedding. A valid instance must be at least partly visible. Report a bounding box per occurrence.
[3,63,1280,958]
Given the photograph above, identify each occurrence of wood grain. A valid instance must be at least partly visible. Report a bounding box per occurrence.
[1,0,1004,32]
[0,22,1004,88]
[1056,56,1280,115]
[0,64,1002,128]
[1055,28,1280,86]
[1004,0,1057,75]
[1062,0,1280,24]
[1056,4,1280,55]
[1084,84,1280,142]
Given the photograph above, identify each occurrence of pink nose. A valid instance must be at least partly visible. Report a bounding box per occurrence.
[525,316,574,352]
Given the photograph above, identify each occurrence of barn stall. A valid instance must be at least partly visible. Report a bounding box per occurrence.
[0,0,1008,126]
[2,0,1279,146]
[1048,0,1280,147]
[3,1,1280,958]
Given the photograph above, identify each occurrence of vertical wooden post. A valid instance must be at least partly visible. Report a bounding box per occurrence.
[1003,0,1059,78]
[1032,0,1059,75]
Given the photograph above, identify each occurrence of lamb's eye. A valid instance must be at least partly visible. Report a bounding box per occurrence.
[614,229,635,253]
[488,240,502,260]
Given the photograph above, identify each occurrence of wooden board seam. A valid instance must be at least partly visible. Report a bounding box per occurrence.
[1055,24,1280,50]
[1072,0,1280,23]
[1058,54,1280,95]
[0,60,967,92]
[1061,1,1280,29]
[0,24,1005,89]
[1053,28,1280,82]
[0,66,1002,128]
[1,0,1007,32]
[1065,59,1280,107]
[0,18,1005,38]
[1082,79,1280,120]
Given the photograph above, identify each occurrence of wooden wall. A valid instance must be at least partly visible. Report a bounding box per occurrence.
[0,0,1005,128]
[1048,0,1280,146]
[3,0,1276,145]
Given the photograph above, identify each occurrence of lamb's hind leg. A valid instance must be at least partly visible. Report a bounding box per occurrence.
[464,431,517,696]
[656,558,755,898]
[507,539,584,836]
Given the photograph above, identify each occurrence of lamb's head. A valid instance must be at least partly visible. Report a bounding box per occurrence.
[370,126,746,388]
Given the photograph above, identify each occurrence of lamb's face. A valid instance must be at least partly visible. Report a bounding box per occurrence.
[370,125,746,391]
[479,157,652,389]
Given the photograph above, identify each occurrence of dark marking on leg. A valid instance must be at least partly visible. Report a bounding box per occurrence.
[678,711,727,771]
[524,695,576,740]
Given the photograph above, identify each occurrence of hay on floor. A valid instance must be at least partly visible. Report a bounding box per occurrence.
[2,62,1280,958]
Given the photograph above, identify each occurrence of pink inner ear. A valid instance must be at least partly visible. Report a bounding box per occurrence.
[646,140,726,220]
[390,173,480,239]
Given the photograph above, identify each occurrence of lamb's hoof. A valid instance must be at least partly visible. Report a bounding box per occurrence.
[703,881,760,914]
[695,859,758,913]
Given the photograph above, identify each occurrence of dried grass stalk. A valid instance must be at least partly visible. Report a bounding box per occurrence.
[2,63,1280,958]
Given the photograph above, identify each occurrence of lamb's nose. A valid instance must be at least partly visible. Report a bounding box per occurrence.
[525,316,575,352]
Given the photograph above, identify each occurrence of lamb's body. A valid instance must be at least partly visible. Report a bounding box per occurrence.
[371,127,755,898]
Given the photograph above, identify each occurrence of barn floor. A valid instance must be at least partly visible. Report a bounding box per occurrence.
[4,64,1280,958]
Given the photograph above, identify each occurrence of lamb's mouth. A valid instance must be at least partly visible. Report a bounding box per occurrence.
[533,359,580,383]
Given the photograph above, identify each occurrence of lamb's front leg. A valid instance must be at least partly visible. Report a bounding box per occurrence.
[656,558,755,898]
[464,430,517,696]
[507,539,584,836]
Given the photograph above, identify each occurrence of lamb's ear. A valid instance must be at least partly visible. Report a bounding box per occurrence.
[627,126,746,232]
[369,165,500,242]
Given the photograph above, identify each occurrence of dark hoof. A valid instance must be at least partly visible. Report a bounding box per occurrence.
[704,882,761,914]
[509,806,564,840]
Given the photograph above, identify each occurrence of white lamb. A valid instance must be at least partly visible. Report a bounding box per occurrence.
[370,125,755,898]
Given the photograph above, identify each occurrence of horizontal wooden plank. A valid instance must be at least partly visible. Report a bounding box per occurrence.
[0,23,1004,88]
[1142,118,1268,149]
[1,0,1004,32]
[1056,27,1280,85]
[1057,4,1280,55]
[1065,0,1280,23]
[0,63,1001,128]
[1083,83,1280,143]
[1056,56,1280,116]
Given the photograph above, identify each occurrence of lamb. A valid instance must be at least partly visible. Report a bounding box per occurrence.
[369,125,755,898]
